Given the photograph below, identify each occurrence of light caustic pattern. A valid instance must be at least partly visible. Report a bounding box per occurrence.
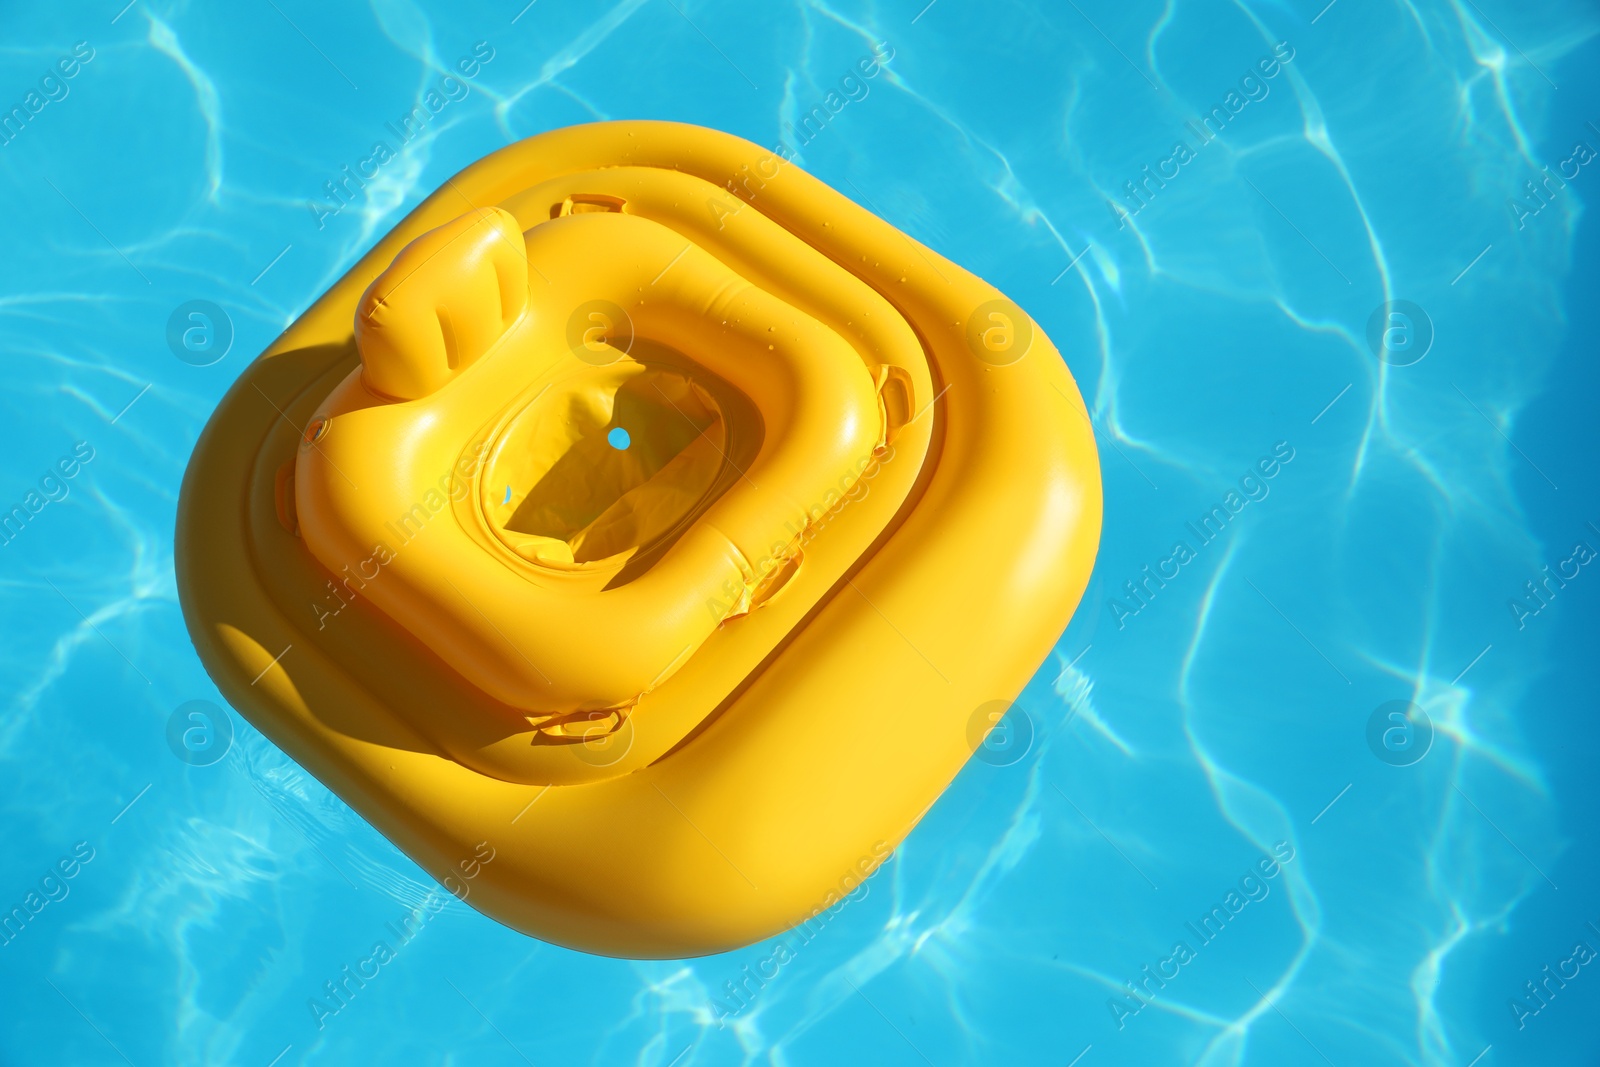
[0,0,1595,1065]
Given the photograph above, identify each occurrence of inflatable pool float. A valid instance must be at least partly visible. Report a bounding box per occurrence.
[176,120,1101,958]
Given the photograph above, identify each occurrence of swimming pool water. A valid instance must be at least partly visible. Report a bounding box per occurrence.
[2,1,1598,1064]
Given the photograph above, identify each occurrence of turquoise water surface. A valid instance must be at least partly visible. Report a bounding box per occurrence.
[2,1,1598,1064]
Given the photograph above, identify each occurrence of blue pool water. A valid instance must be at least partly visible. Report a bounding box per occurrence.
[2,2,1598,1064]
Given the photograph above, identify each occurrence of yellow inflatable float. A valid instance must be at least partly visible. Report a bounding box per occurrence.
[176,120,1100,958]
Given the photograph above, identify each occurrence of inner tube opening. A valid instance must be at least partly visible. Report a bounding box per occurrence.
[485,360,726,567]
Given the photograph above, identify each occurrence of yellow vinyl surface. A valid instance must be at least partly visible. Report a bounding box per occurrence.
[175,120,1101,958]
